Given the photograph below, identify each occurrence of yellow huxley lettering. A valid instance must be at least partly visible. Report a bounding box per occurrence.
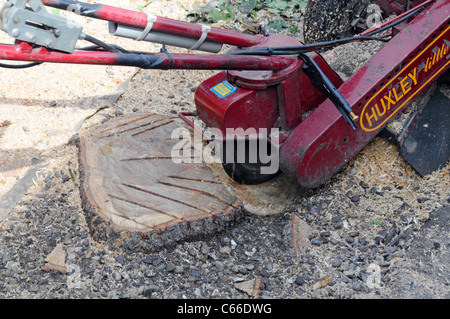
[365,67,418,128]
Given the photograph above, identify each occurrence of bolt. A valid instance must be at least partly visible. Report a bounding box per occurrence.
[53,29,61,37]
[350,112,360,122]
[11,28,20,37]
[12,16,20,24]
[25,32,37,43]
[44,39,54,48]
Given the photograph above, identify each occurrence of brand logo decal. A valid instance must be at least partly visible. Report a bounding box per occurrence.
[361,27,450,132]
[211,81,237,98]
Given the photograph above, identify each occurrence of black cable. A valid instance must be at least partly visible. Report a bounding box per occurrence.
[0,62,43,69]
[76,45,101,51]
[403,0,410,13]
[265,35,389,51]
[226,35,390,56]
[226,3,428,57]
[298,52,357,130]
[77,43,130,52]
[82,34,129,53]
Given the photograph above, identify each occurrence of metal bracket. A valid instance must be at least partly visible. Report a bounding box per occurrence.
[0,0,83,53]
[299,53,359,130]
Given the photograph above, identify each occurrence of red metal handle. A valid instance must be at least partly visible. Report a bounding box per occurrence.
[0,42,296,70]
[41,0,266,48]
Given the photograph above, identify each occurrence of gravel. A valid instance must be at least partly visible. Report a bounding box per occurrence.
[0,175,448,299]
[0,0,448,300]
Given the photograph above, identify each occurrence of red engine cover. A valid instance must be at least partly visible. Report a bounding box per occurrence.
[194,43,343,135]
[195,71,279,133]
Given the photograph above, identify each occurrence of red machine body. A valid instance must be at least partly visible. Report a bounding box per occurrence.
[195,34,343,134]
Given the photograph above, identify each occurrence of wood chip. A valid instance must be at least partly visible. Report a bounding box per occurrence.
[290,214,312,257]
[42,244,67,274]
[235,279,262,298]
[311,277,332,290]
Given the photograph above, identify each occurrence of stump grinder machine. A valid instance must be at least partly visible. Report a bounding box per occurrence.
[0,0,449,189]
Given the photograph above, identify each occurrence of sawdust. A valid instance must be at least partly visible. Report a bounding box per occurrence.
[0,0,199,199]
[208,162,306,216]
[339,136,449,222]
[0,1,138,198]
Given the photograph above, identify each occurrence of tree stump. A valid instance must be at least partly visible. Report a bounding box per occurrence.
[78,113,245,252]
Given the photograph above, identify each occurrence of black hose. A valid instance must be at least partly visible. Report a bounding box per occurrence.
[0,62,43,69]
[226,3,428,57]
[83,34,129,53]
[226,35,390,56]
[403,0,410,13]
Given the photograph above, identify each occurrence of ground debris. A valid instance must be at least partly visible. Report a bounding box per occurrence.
[42,244,67,274]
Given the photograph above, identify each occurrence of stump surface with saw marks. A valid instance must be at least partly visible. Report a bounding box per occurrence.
[78,113,246,252]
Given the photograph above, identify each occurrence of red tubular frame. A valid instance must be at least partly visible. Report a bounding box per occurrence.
[0,0,294,70]
[0,41,295,71]
[0,42,293,71]
[0,0,433,71]
[41,0,266,48]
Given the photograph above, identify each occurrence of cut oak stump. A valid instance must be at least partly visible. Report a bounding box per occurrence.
[78,113,245,252]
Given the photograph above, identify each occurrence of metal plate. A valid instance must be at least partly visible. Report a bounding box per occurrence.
[400,89,450,176]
